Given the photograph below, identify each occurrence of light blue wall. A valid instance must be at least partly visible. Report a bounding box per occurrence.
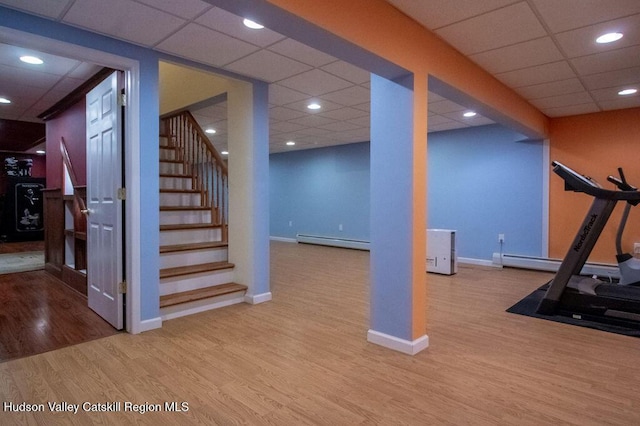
[270,142,370,241]
[270,124,545,262]
[1,7,160,321]
[427,124,544,260]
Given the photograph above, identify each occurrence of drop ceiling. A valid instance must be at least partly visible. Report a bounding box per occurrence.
[0,0,638,154]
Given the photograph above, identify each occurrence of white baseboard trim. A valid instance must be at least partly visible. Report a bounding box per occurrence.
[160,294,244,321]
[134,317,162,334]
[270,236,297,243]
[493,253,620,278]
[245,292,272,304]
[367,330,429,355]
[458,257,499,268]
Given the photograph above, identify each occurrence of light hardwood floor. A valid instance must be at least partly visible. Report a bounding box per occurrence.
[2,241,639,425]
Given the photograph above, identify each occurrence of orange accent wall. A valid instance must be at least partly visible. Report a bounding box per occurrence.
[549,108,640,263]
[266,0,548,138]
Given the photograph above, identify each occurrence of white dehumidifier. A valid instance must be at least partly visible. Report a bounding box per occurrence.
[426,229,457,275]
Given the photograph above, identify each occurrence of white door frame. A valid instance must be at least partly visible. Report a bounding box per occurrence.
[0,26,143,334]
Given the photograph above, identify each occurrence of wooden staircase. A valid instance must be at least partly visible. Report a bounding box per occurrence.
[159,112,245,320]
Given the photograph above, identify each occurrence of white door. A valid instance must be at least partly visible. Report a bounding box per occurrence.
[86,71,124,329]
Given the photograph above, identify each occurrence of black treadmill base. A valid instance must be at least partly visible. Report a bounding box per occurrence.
[507,286,640,338]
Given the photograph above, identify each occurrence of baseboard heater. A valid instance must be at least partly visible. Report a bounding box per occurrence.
[494,253,620,279]
[296,234,370,251]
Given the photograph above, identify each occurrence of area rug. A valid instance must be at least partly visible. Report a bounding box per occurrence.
[507,285,640,338]
[0,251,45,275]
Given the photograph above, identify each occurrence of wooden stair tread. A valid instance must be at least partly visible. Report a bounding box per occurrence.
[160,206,210,211]
[160,283,247,308]
[160,159,183,164]
[160,241,228,253]
[160,223,220,231]
[160,188,200,193]
[160,172,192,178]
[160,261,234,278]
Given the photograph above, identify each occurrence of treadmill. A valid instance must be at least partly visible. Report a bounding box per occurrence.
[537,161,640,327]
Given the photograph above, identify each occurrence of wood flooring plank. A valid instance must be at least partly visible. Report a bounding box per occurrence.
[1,241,640,425]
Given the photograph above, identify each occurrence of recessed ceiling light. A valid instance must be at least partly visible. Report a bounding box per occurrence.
[618,88,637,96]
[286,141,296,146]
[36,150,46,155]
[463,111,477,118]
[20,55,44,65]
[205,128,216,134]
[596,32,623,44]
[307,103,321,110]
[221,150,229,155]
[0,97,11,104]
[243,19,264,29]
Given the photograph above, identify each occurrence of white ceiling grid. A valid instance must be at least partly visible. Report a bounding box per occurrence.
[0,0,638,153]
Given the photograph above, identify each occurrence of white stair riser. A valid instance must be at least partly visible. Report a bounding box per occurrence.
[160,176,193,190]
[160,148,178,161]
[160,293,244,321]
[160,210,212,225]
[161,247,228,269]
[160,268,235,295]
[160,162,185,175]
[160,192,202,206]
[160,228,221,245]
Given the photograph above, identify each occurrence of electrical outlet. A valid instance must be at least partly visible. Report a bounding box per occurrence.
[634,242,640,255]
[498,233,505,243]
[288,221,293,227]
[339,224,343,231]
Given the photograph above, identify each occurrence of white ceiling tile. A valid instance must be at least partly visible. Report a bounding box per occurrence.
[287,114,337,128]
[269,106,306,121]
[283,98,344,114]
[571,45,640,76]
[0,0,71,19]
[495,61,576,88]
[386,0,516,30]
[269,121,307,133]
[582,67,640,90]
[68,62,103,79]
[196,7,285,47]
[440,111,494,126]
[156,24,259,67]
[318,107,368,121]
[428,92,447,103]
[435,2,546,55]
[0,63,62,88]
[530,0,640,33]
[591,86,639,102]
[317,121,362,132]
[555,14,640,59]
[267,38,336,67]
[516,78,586,100]
[135,0,212,19]
[428,99,466,114]
[542,103,600,117]
[278,69,353,96]
[319,85,370,106]
[470,37,564,74]
[269,84,309,105]
[347,116,370,127]
[63,0,186,46]
[428,115,455,126]
[0,43,80,75]
[320,61,370,84]
[352,102,370,112]
[531,91,594,110]
[598,96,640,111]
[225,50,312,83]
[52,76,88,93]
[429,122,468,133]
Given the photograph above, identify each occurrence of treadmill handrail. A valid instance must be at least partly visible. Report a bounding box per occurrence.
[552,161,640,202]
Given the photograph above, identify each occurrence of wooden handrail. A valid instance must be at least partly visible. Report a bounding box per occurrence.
[60,137,87,212]
[161,111,229,241]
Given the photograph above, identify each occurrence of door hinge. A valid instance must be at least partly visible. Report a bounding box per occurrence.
[119,281,127,294]
[118,93,127,107]
[117,187,126,200]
